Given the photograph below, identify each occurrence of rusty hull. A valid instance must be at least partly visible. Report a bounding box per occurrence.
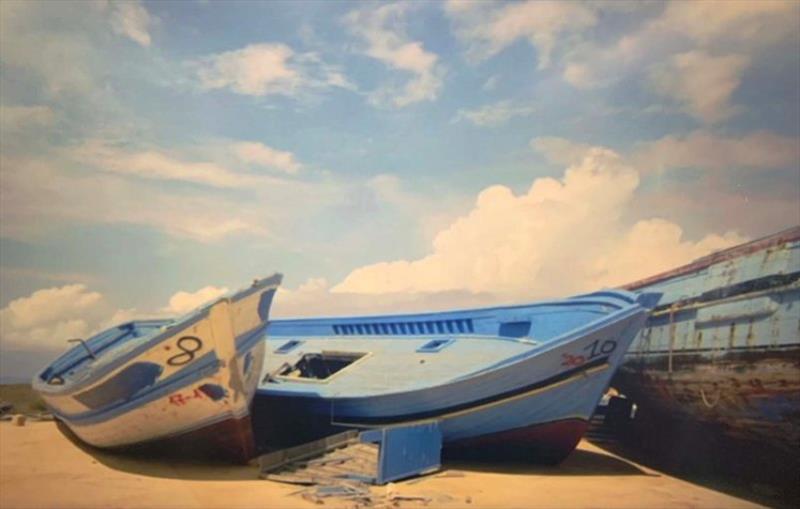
[614,226,800,451]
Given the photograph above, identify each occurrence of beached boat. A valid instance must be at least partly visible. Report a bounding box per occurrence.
[253,289,652,464]
[32,274,282,461]
[614,226,800,452]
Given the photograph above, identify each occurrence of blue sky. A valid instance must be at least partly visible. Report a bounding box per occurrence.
[1,1,798,379]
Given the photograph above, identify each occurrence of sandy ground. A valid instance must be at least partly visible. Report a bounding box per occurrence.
[0,422,761,509]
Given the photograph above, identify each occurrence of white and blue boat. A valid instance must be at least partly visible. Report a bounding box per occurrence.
[33,274,281,461]
[254,289,653,464]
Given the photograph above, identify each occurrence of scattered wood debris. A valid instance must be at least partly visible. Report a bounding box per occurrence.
[259,427,444,506]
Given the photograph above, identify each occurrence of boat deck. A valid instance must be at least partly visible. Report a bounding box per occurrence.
[260,335,537,397]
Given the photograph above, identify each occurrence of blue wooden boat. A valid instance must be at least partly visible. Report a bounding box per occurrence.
[33,274,281,461]
[254,289,653,464]
[614,226,800,452]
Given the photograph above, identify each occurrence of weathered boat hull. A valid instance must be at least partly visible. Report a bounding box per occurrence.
[614,227,800,451]
[447,418,590,463]
[33,274,281,461]
[58,340,266,459]
[255,290,651,463]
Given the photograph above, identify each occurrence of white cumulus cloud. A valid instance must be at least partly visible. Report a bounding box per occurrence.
[163,286,230,315]
[0,284,108,351]
[0,282,239,356]
[333,145,745,299]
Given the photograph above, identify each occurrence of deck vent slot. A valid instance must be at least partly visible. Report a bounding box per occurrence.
[274,340,304,354]
[499,321,531,338]
[332,319,475,336]
[417,338,455,353]
[277,352,366,380]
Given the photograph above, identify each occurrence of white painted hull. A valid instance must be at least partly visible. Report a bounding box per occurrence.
[63,341,265,449]
[34,275,280,460]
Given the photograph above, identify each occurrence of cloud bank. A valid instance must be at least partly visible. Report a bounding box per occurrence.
[333,145,745,299]
[0,284,108,352]
[163,286,229,315]
[0,283,231,353]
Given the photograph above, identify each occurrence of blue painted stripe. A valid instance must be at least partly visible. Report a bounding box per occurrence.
[73,362,163,409]
[57,350,221,426]
[36,311,210,396]
[62,331,269,427]
[230,274,282,303]
[335,356,609,425]
[235,324,268,354]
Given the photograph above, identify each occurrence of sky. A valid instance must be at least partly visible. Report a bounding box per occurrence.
[1,0,799,380]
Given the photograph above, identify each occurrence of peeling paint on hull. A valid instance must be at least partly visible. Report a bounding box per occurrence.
[614,226,800,451]
[615,349,800,447]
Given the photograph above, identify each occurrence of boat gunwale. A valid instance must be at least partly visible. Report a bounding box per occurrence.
[267,290,640,326]
[623,226,800,291]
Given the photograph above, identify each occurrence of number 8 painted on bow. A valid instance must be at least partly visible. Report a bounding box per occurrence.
[167,336,204,366]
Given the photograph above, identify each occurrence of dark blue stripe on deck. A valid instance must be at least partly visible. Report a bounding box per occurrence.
[331,356,609,425]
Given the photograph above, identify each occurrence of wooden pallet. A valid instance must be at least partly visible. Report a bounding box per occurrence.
[259,430,380,484]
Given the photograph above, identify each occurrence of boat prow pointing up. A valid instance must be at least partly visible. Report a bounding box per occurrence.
[33,274,282,461]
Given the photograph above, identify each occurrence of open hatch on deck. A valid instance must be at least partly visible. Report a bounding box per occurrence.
[276,351,367,380]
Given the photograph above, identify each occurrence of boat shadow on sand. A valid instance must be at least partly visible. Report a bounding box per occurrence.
[443,446,655,477]
[57,421,652,481]
[56,421,257,481]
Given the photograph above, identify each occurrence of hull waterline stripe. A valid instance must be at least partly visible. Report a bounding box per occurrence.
[328,356,610,427]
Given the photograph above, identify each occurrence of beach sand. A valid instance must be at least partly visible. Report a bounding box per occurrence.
[0,421,762,509]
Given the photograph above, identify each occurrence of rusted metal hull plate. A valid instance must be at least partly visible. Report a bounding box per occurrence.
[615,227,800,451]
[615,349,800,448]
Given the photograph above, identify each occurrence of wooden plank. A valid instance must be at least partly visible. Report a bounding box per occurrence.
[258,430,358,473]
[262,474,316,485]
